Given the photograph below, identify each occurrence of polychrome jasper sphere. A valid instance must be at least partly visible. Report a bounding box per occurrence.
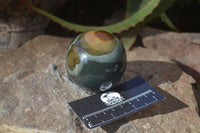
[65,30,126,92]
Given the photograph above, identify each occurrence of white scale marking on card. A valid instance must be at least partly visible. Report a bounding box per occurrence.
[69,76,165,129]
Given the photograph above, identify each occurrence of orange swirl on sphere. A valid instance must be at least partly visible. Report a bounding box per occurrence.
[67,45,80,71]
[81,31,116,55]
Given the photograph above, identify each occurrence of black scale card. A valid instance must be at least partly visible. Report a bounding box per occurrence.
[69,76,165,129]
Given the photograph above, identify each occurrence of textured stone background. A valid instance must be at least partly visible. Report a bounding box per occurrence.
[0,0,67,52]
[0,31,200,132]
[140,27,200,83]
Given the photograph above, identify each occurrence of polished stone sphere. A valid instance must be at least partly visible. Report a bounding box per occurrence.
[65,30,126,92]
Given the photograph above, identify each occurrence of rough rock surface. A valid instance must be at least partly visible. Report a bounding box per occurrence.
[0,35,200,133]
[125,48,200,133]
[0,0,67,52]
[140,27,200,82]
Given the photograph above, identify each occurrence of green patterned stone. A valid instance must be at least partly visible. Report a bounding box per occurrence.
[65,30,126,92]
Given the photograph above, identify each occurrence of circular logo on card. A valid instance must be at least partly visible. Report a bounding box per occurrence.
[100,91,124,106]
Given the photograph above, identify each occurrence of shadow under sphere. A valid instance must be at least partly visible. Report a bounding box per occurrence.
[102,61,188,133]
